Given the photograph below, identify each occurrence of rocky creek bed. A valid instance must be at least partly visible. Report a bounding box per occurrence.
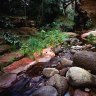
[1,33,96,96]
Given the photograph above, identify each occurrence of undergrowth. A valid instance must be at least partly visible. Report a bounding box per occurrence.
[20,29,69,56]
[87,34,96,44]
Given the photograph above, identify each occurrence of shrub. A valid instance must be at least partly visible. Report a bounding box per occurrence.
[20,29,69,55]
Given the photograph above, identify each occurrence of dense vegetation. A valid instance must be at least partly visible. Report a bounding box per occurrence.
[0,0,93,57]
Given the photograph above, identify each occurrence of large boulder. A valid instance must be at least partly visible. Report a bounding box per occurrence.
[73,51,96,74]
[66,67,96,87]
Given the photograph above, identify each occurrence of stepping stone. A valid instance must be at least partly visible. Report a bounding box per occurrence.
[0,52,24,69]
[0,45,11,55]
[3,57,33,74]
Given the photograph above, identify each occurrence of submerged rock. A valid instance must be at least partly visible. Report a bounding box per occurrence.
[74,89,90,96]
[46,74,68,96]
[42,68,59,78]
[66,67,96,87]
[30,86,58,96]
[73,51,96,74]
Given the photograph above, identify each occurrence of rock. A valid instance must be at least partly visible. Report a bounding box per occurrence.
[59,68,69,76]
[74,89,90,96]
[34,47,55,62]
[64,92,71,96]
[64,38,81,46]
[81,30,96,41]
[66,67,96,87]
[19,27,38,35]
[42,68,59,78]
[3,57,33,73]
[0,73,16,88]
[46,74,68,96]
[0,52,24,68]
[63,32,78,38]
[60,58,73,67]
[53,45,63,54]
[73,51,96,74]
[30,86,58,96]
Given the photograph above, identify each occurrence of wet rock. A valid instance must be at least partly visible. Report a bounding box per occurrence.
[73,51,96,74]
[74,89,90,96]
[53,45,63,54]
[26,62,44,77]
[30,86,58,96]
[64,38,81,46]
[66,67,96,87]
[46,74,68,96]
[60,58,73,67]
[59,68,69,76]
[0,73,16,88]
[64,92,71,96]
[42,68,59,78]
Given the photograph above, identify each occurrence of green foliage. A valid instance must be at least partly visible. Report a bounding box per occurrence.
[87,34,96,44]
[52,16,75,31]
[85,19,93,29]
[20,29,69,55]
[2,32,20,48]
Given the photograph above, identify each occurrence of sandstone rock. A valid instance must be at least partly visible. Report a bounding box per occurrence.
[34,47,55,62]
[73,51,96,74]
[46,74,68,96]
[74,89,90,96]
[30,86,58,96]
[3,57,33,73]
[42,68,59,78]
[0,73,16,88]
[66,67,96,87]
[0,52,23,68]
